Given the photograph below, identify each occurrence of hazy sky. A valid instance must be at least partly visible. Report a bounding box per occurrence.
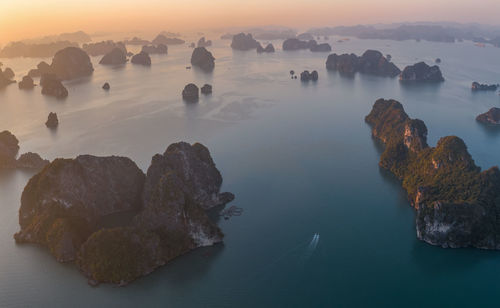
[1,0,500,43]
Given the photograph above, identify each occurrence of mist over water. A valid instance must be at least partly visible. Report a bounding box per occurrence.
[0,37,500,307]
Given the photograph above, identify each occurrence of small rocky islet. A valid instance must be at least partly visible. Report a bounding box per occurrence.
[190,47,215,72]
[366,99,500,249]
[476,107,500,125]
[0,130,49,170]
[14,142,234,285]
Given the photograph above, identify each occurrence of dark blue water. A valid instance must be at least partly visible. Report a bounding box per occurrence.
[0,36,499,307]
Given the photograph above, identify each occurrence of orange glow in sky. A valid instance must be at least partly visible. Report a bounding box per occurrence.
[1,0,500,44]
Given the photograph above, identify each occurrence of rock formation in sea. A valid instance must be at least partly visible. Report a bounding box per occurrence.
[82,41,127,57]
[152,35,185,45]
[141,44,168,55]
[40,74,68,98]
[102,82,110,90]
[99,48,127,65]
[201,84,212,95]
[310,43,332,52]
[28,61,52,78]
[0,68,16,88]
[471,82,499,91]
[327,54,360,75]
[435,58,442,64]
[123,37,151,45]
[197,37,212,48]
[3,67,14,80]
[191,47,215,72]
[0,131,20,169]
[182,83,199,102]
[282,38,317,51]
[256,43,275,53]
[476,107,500,125]
[131,51,151,66]
[300,70,319,82]
[399,62,444,82]
[16,152,50,170]
[50,47,94,80]
[326,50,401,77]
[0,131,48,170]
[14,142,234,285]
[231,33,259,51]
[45,112,59,128]
[366,98,500,249]
[18,76,35,90]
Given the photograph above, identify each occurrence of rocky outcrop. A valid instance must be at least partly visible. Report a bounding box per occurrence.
[141,44,168,55]
[28,61,52,78]
[435,58,442,64]
[40,74,68,99]
[15,142,234,284]
[403,119,428,153]
[400,62,444,82]
[197,37,212,47]
[231,33,259,50]
[0,131,48,170]
[50,47,94,80]
[131,51,151,66]
[201,84,212,95]
[310,43,331,52]
[102,82,110,90]
[476,107,500,125]
[141,142,234,210]
[99,48,127,65]
[18,76,35,89]
[282,38,317,51]
[14,155,146,262]
[16,152,49,170]
[82,41,127,57]
[365,98,500,249]
[152,35,185,45]
[300,70,319,82]
[0,131,19,168]
[45,112,59,128]
[190,47,215,72]
[0,68,15,88]
[3,67,14,79]
[257,43,275,53]
[182,83,199,102]
[471,82,499,91]
[326,50,401,77]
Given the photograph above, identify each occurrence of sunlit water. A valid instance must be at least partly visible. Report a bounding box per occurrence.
[1,37,500,307]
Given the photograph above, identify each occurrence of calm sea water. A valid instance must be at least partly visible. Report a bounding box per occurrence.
[1,36,500,307]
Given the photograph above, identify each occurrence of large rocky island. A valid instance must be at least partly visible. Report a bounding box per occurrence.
[14,142,234,285]
[365,99,500,249]
[326,50,401,77]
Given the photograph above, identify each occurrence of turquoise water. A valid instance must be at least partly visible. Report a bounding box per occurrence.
[0,37,500,307]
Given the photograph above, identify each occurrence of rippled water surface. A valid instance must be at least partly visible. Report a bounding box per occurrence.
[1,37,500,307]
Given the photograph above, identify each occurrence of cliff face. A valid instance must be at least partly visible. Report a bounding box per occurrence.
[15,142,234,285]
[366,99,500,249]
